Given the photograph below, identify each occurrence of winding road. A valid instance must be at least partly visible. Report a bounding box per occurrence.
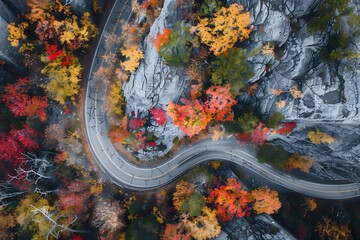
[84,0,360,199]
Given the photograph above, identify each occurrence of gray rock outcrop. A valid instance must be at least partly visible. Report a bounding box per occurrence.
[123,0,188,160]
[238,0,360,181]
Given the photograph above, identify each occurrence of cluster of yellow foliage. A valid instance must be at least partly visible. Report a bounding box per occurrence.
[92,0,102,13]
[210,160,221,170]
[15,193,75,240]
[181,206,221,240]
[7,22,28,47]
[287,154,315,173]
[308,129,336,144]
[108,83,126,117]
[41,53,82,104]
[89,180,104,195]
[120,45,144,72]
[304,197,317,211]
[276,100,286,109]
[195,3,251,55]
[315,217,351,240]
[7,0,98,105]
[57,13,98,45]
[211,129,225,141]
[290,85,303,99]
[152,207,165,223]
[262,42,275,56]
[26,0,72,22]
[172,181,196,211]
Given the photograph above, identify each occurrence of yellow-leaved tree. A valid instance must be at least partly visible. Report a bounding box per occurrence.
[120,45,144,72]
[308,129,335,144]
[7,0,98,105]
[15,193,78,239]
[108,83,126,117]
[287,154,315,173]
[195,3,251,55]
[7,22,28,47]
[181,206,221,240]
[41,53,82,104]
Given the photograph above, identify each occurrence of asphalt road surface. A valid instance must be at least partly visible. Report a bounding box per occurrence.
[84,0,360,199]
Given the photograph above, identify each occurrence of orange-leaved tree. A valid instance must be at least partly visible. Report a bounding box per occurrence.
[153,28,172,50]
[250,187,281,214]
[161,223,191,240]
[109,116,130,143]
[195,3,251,55]
[167,99,210,137]
[208,178,251,222]
[204,84,237,122]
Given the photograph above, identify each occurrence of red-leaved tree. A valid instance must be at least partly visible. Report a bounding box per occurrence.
[129,117,145,130]
[204,84,237,122]
[250,122,269,144]
[58,180,90,214]
[2,77,48,122]
[277,122,297,135]
[0,124,40,162]
[150,107,167,126]
[208,178,251,223]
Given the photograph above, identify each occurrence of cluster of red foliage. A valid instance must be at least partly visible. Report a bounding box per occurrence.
[208,178,251,222]
[150,107,167,126]
[153,28,172,50]
[167,99,210,137]
[167,85,237,137]
[238,122,297,145]
[129,117,146,129]
[2,77,48,122]
[277,122,297,135]
[204,84,237,122]
[46,44,63,61]
[109,116,156,152]
[58,180,90,214]
[0,124,40,163]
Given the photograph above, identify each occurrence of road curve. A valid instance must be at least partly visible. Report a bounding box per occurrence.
[84,0,360,199]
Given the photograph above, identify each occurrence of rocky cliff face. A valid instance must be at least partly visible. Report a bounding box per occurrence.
[237,0,360,181]
[123,0,189,160]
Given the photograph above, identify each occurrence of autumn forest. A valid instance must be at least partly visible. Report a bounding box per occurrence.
[0,0,359,239]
